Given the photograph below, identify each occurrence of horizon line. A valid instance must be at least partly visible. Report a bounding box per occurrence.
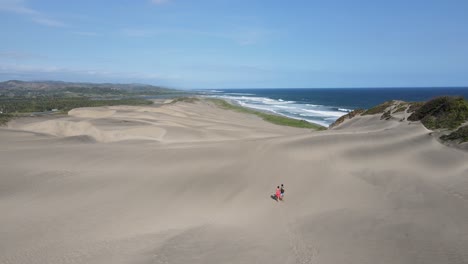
[1,79,468,90]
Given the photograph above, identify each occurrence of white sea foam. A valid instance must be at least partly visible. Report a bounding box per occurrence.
[300,109,345,117]
[225,93,256,96]
[207,93,350,126]
[275,105,296,109]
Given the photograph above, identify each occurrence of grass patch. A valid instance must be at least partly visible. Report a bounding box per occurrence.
[393,105,408,113]
[0,113,13,126]
[407,96,468,129]
[207,98,326,130]
[329,109,365,128]
[362,101,394,115]
[440,125,468,143]
[170,97,200,104]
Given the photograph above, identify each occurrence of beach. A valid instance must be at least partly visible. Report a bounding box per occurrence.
[1,99,468,264]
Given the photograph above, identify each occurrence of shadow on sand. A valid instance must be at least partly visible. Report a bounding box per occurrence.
[270,194,279,202]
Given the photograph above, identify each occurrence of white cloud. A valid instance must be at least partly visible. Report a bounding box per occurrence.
[0,50,48,61]
[0,0,37,14]
[31,17,66,27]
[150,0,170,5]
[72,31,99,36]
[122,28,156,37]
[229,28,268,46]
[121,27,270,45]
[0,50,33,59]
[0,63,180,83]
[0,0,66,27]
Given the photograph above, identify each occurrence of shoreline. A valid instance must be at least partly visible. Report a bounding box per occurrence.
[202,96,327,130]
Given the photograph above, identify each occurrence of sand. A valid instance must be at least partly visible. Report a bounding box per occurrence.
[1,100,467,264]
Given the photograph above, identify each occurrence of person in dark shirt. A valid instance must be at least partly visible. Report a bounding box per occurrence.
[280,184,285,200]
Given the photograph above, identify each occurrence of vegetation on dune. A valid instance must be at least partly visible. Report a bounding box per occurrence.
[259,114,325,129]
[361,101,420,117]
[362,101,394,115]
[0,113,13,125]
[0,97,152,114]
[329,109,365,128]
[353,96,468,145]
[407,102,424,113]
[170,97,201,104]
[440,125,468,143]
[407,96,468,130]
[381,110,392,120]
[394,104,408,113]
[207,98,326,130]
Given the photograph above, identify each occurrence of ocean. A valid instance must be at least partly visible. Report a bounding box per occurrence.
[200,88,468,127]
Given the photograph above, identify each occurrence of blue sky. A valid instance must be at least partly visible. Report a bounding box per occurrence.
[0,0,467,89]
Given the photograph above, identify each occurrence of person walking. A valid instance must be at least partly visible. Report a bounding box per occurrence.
[280,184,285,201]
[275,186,281,202]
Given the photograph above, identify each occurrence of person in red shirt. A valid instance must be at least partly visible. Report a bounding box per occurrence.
[275,186,281,201]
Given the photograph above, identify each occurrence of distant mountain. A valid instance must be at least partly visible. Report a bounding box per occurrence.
[0,80,177,93]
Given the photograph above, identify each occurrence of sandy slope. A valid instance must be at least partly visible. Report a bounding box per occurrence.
[1,100,467,264]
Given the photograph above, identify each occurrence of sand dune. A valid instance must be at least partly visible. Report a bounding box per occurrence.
[7,101,303,143]
[1,100,468,264]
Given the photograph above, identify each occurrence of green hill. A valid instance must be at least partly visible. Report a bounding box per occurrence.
[0,80,181,98]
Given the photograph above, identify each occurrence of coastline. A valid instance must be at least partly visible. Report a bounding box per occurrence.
[203,96,327,130]
[202,87,468,128]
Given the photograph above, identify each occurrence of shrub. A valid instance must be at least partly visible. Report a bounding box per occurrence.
[362,101,394,115]
[329,109,365,128]
[407,102,424,113]
[408,96,468,129]
[381,110,392,120]
[440,125,468,143]
[393,105,407,113]
[0,113,13,125]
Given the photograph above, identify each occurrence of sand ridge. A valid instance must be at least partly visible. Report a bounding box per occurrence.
[1,100,468,264]
[7,101,305,143]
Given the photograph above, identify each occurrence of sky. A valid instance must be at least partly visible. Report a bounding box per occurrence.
[0,0,467,89]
